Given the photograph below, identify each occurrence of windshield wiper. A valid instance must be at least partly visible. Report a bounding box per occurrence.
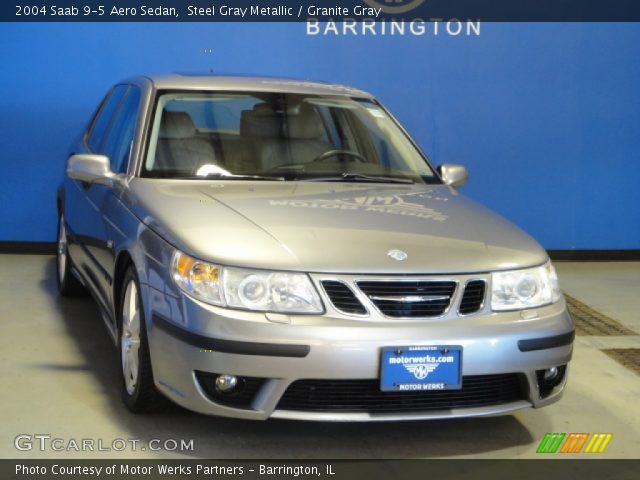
[195,173,285,181]
[300,173,414,184]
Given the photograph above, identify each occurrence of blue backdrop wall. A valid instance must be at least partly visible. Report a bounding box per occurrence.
[1,22,639,249]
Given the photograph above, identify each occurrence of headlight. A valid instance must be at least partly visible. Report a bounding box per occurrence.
[224,268,323,313]
[491,261,561,311]
[171,251,323,314]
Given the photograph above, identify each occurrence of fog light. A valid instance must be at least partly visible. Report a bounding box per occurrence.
[543,367,559,382]
[536,365,567,399]
[215,374,238,393]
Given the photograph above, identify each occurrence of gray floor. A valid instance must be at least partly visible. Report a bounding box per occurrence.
[1,255,639,459]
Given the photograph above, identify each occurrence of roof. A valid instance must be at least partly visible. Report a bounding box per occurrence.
[130,73,374,98]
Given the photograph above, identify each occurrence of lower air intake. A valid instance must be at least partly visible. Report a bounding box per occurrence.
[276,374,526,413]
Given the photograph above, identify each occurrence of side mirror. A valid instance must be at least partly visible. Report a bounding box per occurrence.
[437,164,468,188]
[67,154,115,186]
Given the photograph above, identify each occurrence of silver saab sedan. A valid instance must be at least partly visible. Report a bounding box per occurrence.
[57,74,574,421]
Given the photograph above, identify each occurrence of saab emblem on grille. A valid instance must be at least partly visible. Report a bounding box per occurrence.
[404,363,439,380]
[387,249,408,261]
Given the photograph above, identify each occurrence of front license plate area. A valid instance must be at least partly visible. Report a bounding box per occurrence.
[380,345,462,392]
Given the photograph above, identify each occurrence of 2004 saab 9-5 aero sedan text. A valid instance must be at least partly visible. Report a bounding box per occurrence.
[57,74,574,421]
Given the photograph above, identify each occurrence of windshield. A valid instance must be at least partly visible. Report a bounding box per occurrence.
[143,91,439,184]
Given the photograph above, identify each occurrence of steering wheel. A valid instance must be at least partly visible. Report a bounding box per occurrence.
[312,150,367,163]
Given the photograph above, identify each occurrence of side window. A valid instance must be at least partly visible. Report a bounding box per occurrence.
[87,85,127,152]
[99,86,142,173]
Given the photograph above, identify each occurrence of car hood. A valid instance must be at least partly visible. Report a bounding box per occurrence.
[126,179,547,274]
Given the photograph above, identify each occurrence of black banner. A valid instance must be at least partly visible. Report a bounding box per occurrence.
[4,460,640,480]
[3,0,640,22]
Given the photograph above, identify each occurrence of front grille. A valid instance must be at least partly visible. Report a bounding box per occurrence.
[321,280,367,315]
[195,371,265,409]
[459,280,486,314]
[356,280,456,318]
[277,374,526,413]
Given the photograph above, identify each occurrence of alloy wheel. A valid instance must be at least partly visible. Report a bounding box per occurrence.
[121,280,141,395]
[57,216,67,282]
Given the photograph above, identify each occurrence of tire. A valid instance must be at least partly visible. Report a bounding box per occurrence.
[56,214,87,297]
[118,266,169,413]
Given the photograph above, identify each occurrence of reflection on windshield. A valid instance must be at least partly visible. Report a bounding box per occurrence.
[144,92,439,184]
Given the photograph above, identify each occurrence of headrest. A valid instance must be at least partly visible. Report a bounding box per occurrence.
[159,111,196,139]
[240,104,281,138]
[287,103,324,140]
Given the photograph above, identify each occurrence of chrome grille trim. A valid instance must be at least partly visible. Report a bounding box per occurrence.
[368,294,451,302]
[458,279,487,316]
[356,279,458,319]
[320,280,369,317]
[311,273,491,321]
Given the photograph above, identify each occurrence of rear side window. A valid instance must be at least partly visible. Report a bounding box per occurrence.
[87,85,127,152]
[99,86,141,173]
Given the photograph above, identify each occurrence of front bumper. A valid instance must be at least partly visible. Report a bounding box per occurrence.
[146,282,573,421]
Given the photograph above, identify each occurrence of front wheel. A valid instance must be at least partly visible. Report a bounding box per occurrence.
[119,267,169,412]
